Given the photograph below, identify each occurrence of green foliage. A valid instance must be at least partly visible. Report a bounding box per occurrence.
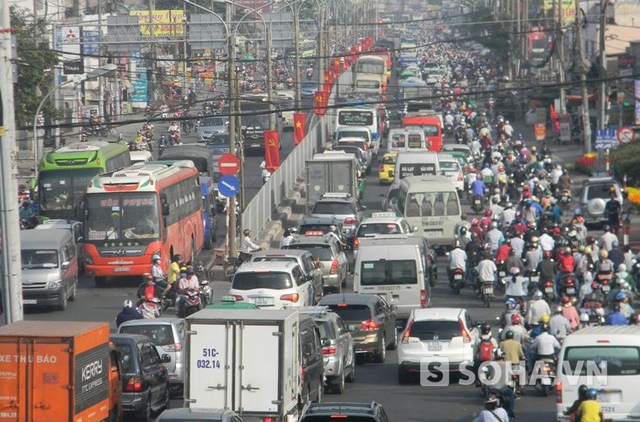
[611,139,640,184]
[11,6,60,127]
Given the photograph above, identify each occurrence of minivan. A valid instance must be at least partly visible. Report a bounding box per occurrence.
[20,229,78,311]
[394,149,440,183]
[335,126,375,155]
[118,318,186,397]
[353,242,430,323]
[298,315,325,408]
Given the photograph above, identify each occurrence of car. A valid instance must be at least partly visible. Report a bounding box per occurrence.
[397,307,480,383]
[156,408,243,421]
[249,249,325,304]
[200,132,232,158]
[379,182,400,212]
[298,314,325,407]
[110,334,170,421]
[301,81,319,98]
[287,234,349,293]
[335,137,372,173]
[34,218,84,270]
[117,318,186,397]
[299,402,390,422]
[309,193,366,240]
[197,115,229,141]
[229,261,314,309]
[378,151,398,184]
[300,306,356,393]
[319,293,397,363]
[296,216,346,242]
[332,145,368,177]
[438,153,464,191]
[353,212,412,253]
[576,177,623,227]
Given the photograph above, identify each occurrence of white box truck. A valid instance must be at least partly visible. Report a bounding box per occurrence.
[184,309,300,422]
[306,151,360,208]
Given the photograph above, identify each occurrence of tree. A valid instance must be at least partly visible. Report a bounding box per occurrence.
[611,139,640,184]
[11,6,60,128]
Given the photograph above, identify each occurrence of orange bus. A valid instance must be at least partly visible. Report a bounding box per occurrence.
[401,114,443,152]
[82,160,204,286]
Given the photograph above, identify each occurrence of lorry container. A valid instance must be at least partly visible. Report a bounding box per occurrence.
[0,321,121,422]
[306,151,359,208]
[184,309,300,422]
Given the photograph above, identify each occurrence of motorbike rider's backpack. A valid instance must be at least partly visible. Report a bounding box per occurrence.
[478,338,495,362]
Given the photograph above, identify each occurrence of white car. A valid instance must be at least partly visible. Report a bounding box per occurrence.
[353,212,413,256]
[229,261,313,309]
[397,308,480,384]
[438,154,464,192]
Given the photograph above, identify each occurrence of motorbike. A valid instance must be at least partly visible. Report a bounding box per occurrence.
[526,270,540,295]
[482,281,494,308]
[199,279,212,307]
[444,123,454,137]
[179,289,203,318]
[599,278,612,294]
[138,297,163,319]
[158,136,168,156]
[472,195,484,214]
[450,268,465,294]
[559,273,577,297]
[559,189,572,204]
[534,357,556,397]
[542,280,555,303]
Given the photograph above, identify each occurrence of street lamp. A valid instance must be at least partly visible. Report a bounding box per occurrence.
[33,63,117,180]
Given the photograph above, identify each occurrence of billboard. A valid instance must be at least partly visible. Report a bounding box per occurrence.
[129,10,185,37]
[543,0,576,21]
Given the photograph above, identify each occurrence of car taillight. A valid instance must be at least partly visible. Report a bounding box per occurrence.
[361,320,380,331]
[330,259,338,274]
[459,319,471,343]
[232,295,244,301]
[420,289,427,307]
[343,218,357,225]
[263,418,277,422]
[566,279,574,285]
[402,319,414,344]
[300,365,305,388]
[353,238,360,250]
[556,380,563,403]
[280,293,300,302]
[603,279,610,285]
[124,377,143,392]
[323,346,337,355]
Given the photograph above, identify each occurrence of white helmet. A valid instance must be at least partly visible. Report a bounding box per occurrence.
[123,299,133,308]
[580,313,589,323]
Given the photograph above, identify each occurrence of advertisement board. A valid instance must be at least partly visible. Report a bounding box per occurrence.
[130,10,185,37]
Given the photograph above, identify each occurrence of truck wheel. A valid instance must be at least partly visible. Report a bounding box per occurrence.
[56,287,68,311]
[95,277,107,287]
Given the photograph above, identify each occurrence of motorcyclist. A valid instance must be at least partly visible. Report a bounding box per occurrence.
[136,273,165,306]
[536,250,556,292]
[116,299,143,327]
[470,175,486,207]
[549,306,571,342]
[600,224,619,252]
[530,322,560,364]
[561,296,580,330]
[476,253,498,293]
[504,248,525,275]
[575,388,604,422]
[19,201,34,227]
[448,240,467,282]
[485,221,504,256]
[563,385,589,418]
[505,267,528,302]
[595,249,614,282]
[176,267,200,317]
[607,304,629,326]
[150,254,167,286]
[500,298,519,329]
[474,323,499,386]
[526,290,551,329]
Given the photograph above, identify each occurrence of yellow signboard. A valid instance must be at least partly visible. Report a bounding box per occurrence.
[130,10,185,37]
[544,0,576,21]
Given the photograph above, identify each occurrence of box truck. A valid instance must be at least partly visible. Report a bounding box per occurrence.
[0,321,122,422]
[306,151,360,208]
[185,309,300,422]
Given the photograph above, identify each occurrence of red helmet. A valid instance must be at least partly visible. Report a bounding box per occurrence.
[562,296,570,304]
[511,314,522,324]
[471,218,479,226]
[485,210,492,217]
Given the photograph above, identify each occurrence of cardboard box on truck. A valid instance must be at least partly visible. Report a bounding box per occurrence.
[306,152,359,208]
[185,309,300,422]
[0,321,122,422]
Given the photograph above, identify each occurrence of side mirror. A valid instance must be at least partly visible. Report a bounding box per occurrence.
[76,236,84,243]
[347,324,355,332]
[390,304,398,313]
[61,261,70,270]
[162,202,170,216]
[161,354,172,363]
[306,273,314,281]
[321,338,330,347]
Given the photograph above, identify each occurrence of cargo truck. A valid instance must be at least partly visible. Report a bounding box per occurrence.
[0,321,122,422]
[306,151,361,209]
[184,309,300,422]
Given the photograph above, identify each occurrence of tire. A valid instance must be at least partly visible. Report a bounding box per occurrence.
[373,334,386,363]
[398,367,409,384]
[333,370,345,394]
[315,380,323,403]
[137,393,152,422]
[346,351,356,383]
[56,286,68,311]
[387,326,398,350]
[69,281,77,301]
[95,277,107,287]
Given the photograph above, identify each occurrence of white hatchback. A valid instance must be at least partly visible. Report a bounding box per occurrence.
[438,154,464,192]
[229,261,313,309]
[397,308,480,383]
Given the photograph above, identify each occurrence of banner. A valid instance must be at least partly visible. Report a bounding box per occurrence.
[323,82,332,95]
[314,91,328,116]
[264,130,280,172]
[550,104,558,123]
[534,123,546,141]
[324,70,333,85]
[130,10,185,37]
[543,0,575,22]
[333,57,341,76]
[293,113,306,145]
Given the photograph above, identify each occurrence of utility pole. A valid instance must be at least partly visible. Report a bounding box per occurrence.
[598,0,607,131]
[317,3,324,92]
[0,1,25,323]
[293,5,301,110]
[556,0,567,113]
[267,26,275,130]
[575,0,592,152]
[228,30,238,258]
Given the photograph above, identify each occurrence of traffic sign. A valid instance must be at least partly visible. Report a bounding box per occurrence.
[617,126,635,144]
[218,175,240,197]
[595,129,617,149]
[218,153,241,175]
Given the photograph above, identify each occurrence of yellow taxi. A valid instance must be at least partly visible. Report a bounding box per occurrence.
[378,151,397,185]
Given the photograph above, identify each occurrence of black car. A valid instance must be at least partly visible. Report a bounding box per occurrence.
[111,334,171,421]
[299,402,390,422]
[299,314,325,408]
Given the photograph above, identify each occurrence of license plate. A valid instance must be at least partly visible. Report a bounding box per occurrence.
[427,341,442,351]
[474,199,481,204]
[561,196,568,201]
[483,287,493,295]
[530,276,539,283]
[545,287,553,293]
[114,267,130,273]
[602,286,611,293]
[23,299,37,305]
[566,287,575,295]
[251,144,261,148]
[499,271,506,278]
[454,274,463,280]
[254,297,273,306]
[541,377,552,385]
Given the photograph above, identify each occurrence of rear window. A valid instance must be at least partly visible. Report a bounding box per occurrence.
[288,244,333,261]
[585,183,618,201]
[440,161,459,171]
[316,320,336,339]
[326,304,372,322]
[360,260,417,285]
[233,272,293,290]
[114,343,136,373]
[298,225,331,235]
[301,417,378,422]
[409,320,462,341]
[253,256,298,265]
[561,346,640,376]
[312,202,356,215]
[382,156,396,165]
[356,223,401,237]
[119,324,175,346]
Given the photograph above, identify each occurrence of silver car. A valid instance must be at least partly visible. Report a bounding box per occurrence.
[310,193,366,240]
[576,177,623,227]
[286,235,349,293]
[197,115,228,141]
[118,318,186,397]
[300,306,356,394]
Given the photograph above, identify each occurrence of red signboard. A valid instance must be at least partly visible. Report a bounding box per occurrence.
[217,153,241,175]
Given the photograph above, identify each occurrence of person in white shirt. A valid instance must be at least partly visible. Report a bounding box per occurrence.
[473,397,510,422]
[279,228,294,248]
[538,231,555,253]
[505,267,529,299]
[240,229,261,261]
[501,203,516,230]
[599,226,619,252]
[549,306,571,342]
[448,241,467,283]
[526,291,551,327]
[550,165,563,186]
[324,225,345,248]
[530,324,561,359]
[476,256,498,292]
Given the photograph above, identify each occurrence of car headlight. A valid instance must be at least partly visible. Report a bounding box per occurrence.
[48,280,62,289]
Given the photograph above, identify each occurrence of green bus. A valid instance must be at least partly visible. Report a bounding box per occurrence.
[38,141,132,220]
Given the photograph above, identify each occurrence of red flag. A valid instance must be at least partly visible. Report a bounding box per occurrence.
[264,130,280,172]
[550,104,559,123]
[323,82,331,94]
[293,113,306,145]
[314,91,327,116]
[343,50,350,68]
[333,57,341,76]
[324,70,333,85]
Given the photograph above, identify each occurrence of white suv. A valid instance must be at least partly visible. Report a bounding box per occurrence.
[229,261,313,309]
[397,308,480,384]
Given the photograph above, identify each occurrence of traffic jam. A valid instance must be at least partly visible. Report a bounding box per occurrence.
[5,1,640,422]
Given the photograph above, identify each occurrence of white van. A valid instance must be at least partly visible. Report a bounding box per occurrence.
[387,128,426,152]
[394,149,440,183]
[335,126,376,156]
[556,326,640,421]
[353,242,429,321]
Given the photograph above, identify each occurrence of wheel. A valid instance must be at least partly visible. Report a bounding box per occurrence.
[56,286,68,311]
[333,370,345,394]
[95,277,107,287]
[398,367,409,384]
[387,326,398,350]
[137,393,152,422]
[485,297,491,308]
[69,281,77,301]
[346,351,356,383]
[373,334,386,363]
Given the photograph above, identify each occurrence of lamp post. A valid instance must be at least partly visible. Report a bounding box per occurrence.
[33,63,117,181]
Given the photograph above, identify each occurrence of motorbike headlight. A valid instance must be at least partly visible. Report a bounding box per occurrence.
[48,280,62,289]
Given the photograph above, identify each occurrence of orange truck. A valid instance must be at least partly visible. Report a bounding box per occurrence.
[0,321,122,422]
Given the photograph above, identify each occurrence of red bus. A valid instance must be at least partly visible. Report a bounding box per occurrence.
[82,160,204,286]
[402,114,443,152]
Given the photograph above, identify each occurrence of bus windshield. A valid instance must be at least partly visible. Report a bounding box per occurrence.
[85,193,160,242]
[338,110,374,126]
[400,191,460,217]
[405,124,439,137]
[39,168,101,212]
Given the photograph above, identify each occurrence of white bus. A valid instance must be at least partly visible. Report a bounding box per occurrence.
[334,107,380,149]
[394,175,461,249]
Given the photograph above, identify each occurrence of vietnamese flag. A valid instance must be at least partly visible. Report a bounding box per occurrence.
[343,51,350,68]
[314,91,328,116]
[293,113,306,145]
[324,70,333,85]
[264,130,280,172]
[550,104,559,123]
[333,57,341,76]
